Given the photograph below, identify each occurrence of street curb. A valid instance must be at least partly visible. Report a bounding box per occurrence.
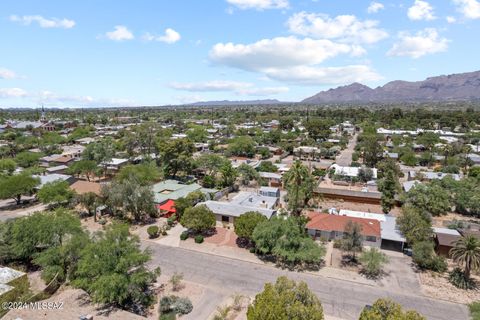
[146,240,377,288]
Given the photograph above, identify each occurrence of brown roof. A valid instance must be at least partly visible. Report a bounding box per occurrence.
[54,155,74,163]
[70,180,101,195]
[435,233,461,247]
[315,187,382,199]
[306,212,381,237]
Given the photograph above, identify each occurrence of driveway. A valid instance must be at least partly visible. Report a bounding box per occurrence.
[146,244,469,320]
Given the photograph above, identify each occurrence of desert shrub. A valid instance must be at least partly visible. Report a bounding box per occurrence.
[195,235,204,243]
[147,226,160,239]
[449,268,476,290]
[180,231,189,240]
[159,311,176,320]
[172,297,193,315]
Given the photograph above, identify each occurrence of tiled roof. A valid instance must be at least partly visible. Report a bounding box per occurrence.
[306,212,381,237]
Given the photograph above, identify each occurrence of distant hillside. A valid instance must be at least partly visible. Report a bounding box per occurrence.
[188,99,285,106]
[302,70,480,104]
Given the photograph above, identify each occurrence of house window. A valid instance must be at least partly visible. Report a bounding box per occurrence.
[366,236,376,242]
[221,215,230,223]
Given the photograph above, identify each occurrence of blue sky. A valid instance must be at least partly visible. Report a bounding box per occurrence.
[1,0,480,107]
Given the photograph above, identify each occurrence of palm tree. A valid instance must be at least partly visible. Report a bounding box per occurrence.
[450,235,480,279]
[284,160,309,215]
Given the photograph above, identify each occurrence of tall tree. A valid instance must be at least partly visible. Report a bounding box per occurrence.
[180,205,216,233]
[283,161,311,215]
[247,276,324,320]
[359,298,425,320]
[157,138,195,178]
[73,223,159,312]
[0,173,40,205]
[37,180,75,206]
[450,235,480,279]
[341,221,363,262]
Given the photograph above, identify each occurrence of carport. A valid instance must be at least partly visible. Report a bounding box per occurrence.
[381,216,406,252]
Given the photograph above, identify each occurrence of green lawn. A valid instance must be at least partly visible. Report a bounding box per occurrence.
[469,302,480,320]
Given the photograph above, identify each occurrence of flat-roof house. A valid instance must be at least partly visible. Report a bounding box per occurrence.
[33,173,74,188]
[259,186,280,198]
[198,191,278,225]
[306,212,381,247]
[330,164,378,179]
[101,158,129,171]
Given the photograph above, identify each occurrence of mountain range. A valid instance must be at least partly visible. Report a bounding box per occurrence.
[185,70,480,106]
[302,70,480,104]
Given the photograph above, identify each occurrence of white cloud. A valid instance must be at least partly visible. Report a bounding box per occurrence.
[105,25,134,41]
[143,28,181,44]
[263,65,382,86]
[0,68,17,79]
[38,91,134,106]
[446,16,457,23]
[0,88,28,98]
[407,0,436,21]
[287,12,388,44]
[170,80,252,92]
[453,0,480,19]
[226,0,289,10]
[210,36,360,72]
[169,80,288,96]
[10,15,75,29]
[388,28,448,58]
[367,2,385,14]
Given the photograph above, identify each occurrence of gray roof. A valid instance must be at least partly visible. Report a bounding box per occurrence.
[381,216,406,243]
[152,180,216,203]
[230,191,278,209]
[33,173,72,187]
[259,186,280,194]
[403,180,421,192]
[259,171,282,179]
[198,201,275,219]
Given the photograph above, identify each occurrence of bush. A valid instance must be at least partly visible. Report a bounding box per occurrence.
[159,296,176,313]
[449,268,476,290]
[98,218,107,225]
[249,247,256,253]
[180,231,189,241]
[159,311,176,320]
[172,297,193,315]
[469,302,480,320]
[333,238,343,249]
[412,241,447,272]
[352,152,359,162]
[167,214,177,226]
[147,226,160,239]
[195,235,204,243]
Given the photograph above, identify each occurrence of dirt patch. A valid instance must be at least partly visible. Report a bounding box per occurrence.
[204,227,239,248]
[420,270,480,304]
[317,199,402,216]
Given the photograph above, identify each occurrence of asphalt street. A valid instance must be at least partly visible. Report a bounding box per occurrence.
[146,244,469,320]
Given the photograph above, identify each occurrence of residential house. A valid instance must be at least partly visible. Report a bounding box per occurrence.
[306,212,381,247]
[259,171,282,188]
[433,227,462,257]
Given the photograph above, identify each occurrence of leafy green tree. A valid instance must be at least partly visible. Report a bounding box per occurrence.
[252,217,324,266]
[34,232,91,283]
[404,183,451,217]
[450,235,480,279]
[0,173,40,204]
[359,248,388,278]
[180,205,216,233]
[284,161,312,215]
[304,118,332,141]
[257,161,278,173]
[101,175,157,222]
[73,223,159,311]
[341,221,363,261]
[247,276,324,320]
[412,241,447,272]
[187,125,208,142]
[82,138,115,175]
[195,153,228,176]
[14,151,42,168]
[77,192,99,221]
[0,158,16,175]
[237,163,259,186]
[66,159,99,181]
[227,136,256,157]
[359,298,426,320]
[2,208,83,263]
[361,134,382,167]
[400,150,417,166]
[38,180,75,206]
[377,160,400,214]
[174,191,205,219]
[234,211,267,241]
[157,138,195,178]
[358,167,374,183]
[219,162,238,188]
[397,206,432,245]
[116,162,161,185]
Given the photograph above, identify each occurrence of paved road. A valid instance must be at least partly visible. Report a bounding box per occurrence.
[336,133,358,166]
[146,244,469,320]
